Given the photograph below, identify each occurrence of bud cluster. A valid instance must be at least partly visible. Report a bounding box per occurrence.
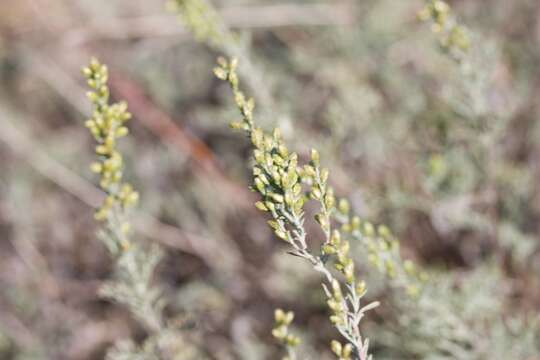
[331,339,353,360]
[83,58,138,248]
[272,308,300,360]
[215,57,307,250]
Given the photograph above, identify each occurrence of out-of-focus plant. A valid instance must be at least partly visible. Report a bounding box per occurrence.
[83,58,202,360]
[418,0,471,62]
[272,308,301,360]
[166,0,230,47]
[83,58,139,250]
[374,265,540,359]
[167,0,291,133]
[417,0,538,264]
[299,0,536,268]
[334,202,428,297]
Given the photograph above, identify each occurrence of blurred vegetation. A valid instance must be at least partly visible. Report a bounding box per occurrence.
[0,0,539,359]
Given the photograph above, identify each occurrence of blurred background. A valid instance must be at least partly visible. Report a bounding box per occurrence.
[0,0,539,359]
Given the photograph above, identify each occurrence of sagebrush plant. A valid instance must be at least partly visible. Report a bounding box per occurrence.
[214,56,383,360]
[83,58,201,359]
